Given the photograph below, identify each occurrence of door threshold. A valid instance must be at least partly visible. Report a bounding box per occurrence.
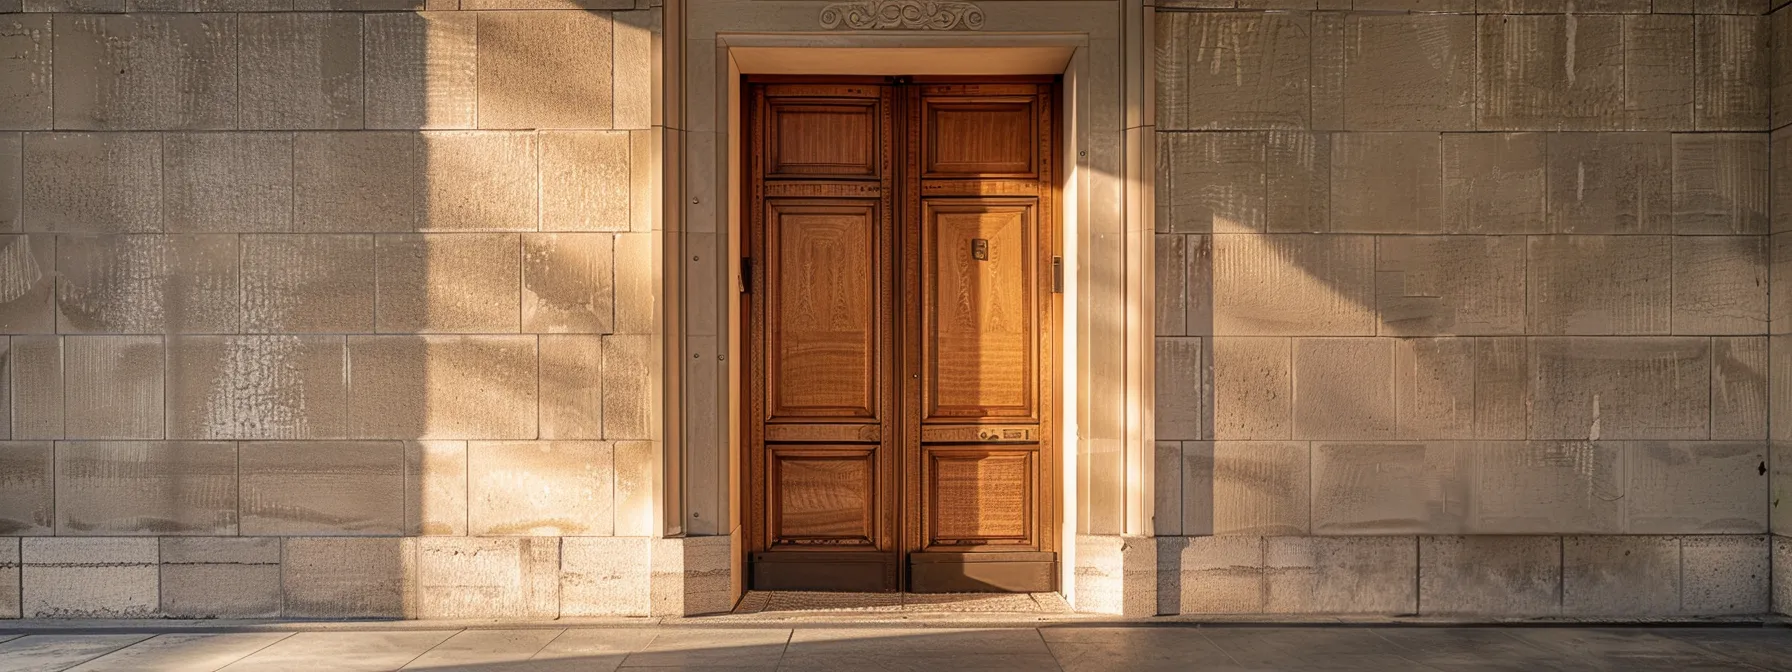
[732,591,1072,616]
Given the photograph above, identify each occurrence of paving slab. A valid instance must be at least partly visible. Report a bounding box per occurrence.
[218,631,456,672]
[64,634,290,672]
[0,635,149,672]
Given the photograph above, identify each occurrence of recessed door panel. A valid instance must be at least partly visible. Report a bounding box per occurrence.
[925,446,1036,547]
[768,97,880,178]
[765,200,882,422]
[923,199,1038,422]
[923,97,1038,177]
[770,446,877,546]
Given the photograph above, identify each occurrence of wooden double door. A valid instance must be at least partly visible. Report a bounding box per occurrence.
[743,77,1060,593]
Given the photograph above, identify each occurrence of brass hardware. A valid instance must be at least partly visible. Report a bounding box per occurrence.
[971,238,989,261]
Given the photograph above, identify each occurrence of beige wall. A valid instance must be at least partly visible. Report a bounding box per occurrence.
[1153,1,1778,616]
[0,1,664,618]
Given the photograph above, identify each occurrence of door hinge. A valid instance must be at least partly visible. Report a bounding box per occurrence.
[1051,256,1064,294]
[741,257,753,293]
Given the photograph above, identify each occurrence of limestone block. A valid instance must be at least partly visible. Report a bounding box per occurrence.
[1156,12,1309,130]
[1156,235,1186,335]
[523,233,614,333]
[282,537,416,618]
[26,0,123,9]
[1293,338,1394,440]
[1071,535,1159,617]
[1474,338,1529,439]
[1545,133,1673,234]
[1673,236,1767,334]
[1418,536,1560,615]
[1625,441,1766,533]
[56,234,239,333]
[1774,337,1792,443]
[405,440,467,536]
[164,133,292,234]
[1212,234,1375,336]
[613,10,655,131]
[1681,535,1768,614]
[1377,236,1526,336]
[1672,133,1770,234]
[0,17,51,130]
[365,12,476,130]
[0,347,20,442]
[1155,442,1183,535]
[239,13,364,130]
[375,233,521,333]
[417,537,559,619]
[1157,132,1265,233]
[1776,234,1792,330]
[24,133,161,234]
[1478,14,1624,131]
[417,132,538,231]
[21,538,157,618]
[1211,338,1291,440]
[0,235,58,333]
[1696,0,1770,12]
[1694,15,1769,131]
[603,334,652,440]
[1265,536,1416,614]
[477,11,613,130]
[613,440,656,536]
[540,335,603,440]
[1265,131,1330,233]
[1776,131,1792,235]
[0,538,15,618]
[629,130,655,233]
[1562,536,1680,615]
[240,441,404,535]
[1527,236,1672,335]
[242,235,375,333]
[1442,134,1546,234]
[1624,15,1695,132]
[0,134,17,233]
[1776,9,1792,131]
[1155,337,1204,442]
[51,15,235,130]
[347,335,539,440]
[561,537,652,617]
[468,441,615,536]
[1474,441,1623,534]
[542,132,632,232]
[1711,337,1768,440]
[10,336,60,440]
[55,441,236,535]
[1775,536,1791,615]
[1340,15,1474,131]
[0,442,52,535]
[1312,442,1468,534]
[614,232,655,334]
[64,336,164,440]
[159,538,280,618]
[1776,442,1792,536]
[293,132,418,233]
[1529,337,1711,440]
[166,335,347,440]
[1163,536,1262,614]
[1183,441,1309,536]
[1393,339,1475,439]
[1330,133,1442,234]
[1175,442,1211,535]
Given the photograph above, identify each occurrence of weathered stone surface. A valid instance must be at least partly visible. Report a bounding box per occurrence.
[1529,337,1711,440]
[1156,234,1187,335]
[540,335,603,440]
[376,234,521,333]
[1155,337,1204,442]
[158,537,280,618]
[1440,136,1544,238]
[1164,536,1263,614]
[24,133,161,234]
[1672,237,1767,336]
[1419,536,1560,615]
[1624,15,1695,131]
[21,538,157,618]
[613,440,656,536]
[240,441,404,535]
[417,537,559,619]
[282,537,416,618]
[64,336,164,440]
[405,440,467,536]
[1157,133,1264,234]
[0,134,17,233]
[1775,443,1792,537]
[1695,15,1768,131]
[1672,133,1770,234]
[166,335,347,440]
[1294,338,1394,440]
[0,235,58,333]
[1712,337,1768,440]
[418,132,539,231]
[11,336,60,440]
[1311,442,1457,535]
[0,442,52,535]
[1478,14,1624,131]
[1474,338,1529,439]
[347,336,539,440]
[52,15,235,130]
[541,132,631,232]
[650,535,734,617]
[613,10,655,130]
[1394,338,1476,439]
[1545,133,1673,234]
[1626,441,1766,533]
[1775,536,1791,615]
[1776,8,1792,131]
[1211,338,1291,440]
[56,441,235,535]
[478,11,613,129]
[57,234,238,334]
[1476,441,1623,534]
[1563,536,1680,615]
[1340,15,1474,131]
[242,235,374,333]
[1265,536,1416,614]
[1377,236,1526,336]
[1172,442,1207,535]
[1527,236,1672,335]
[0,17,51,131]
[602,334,652,441]
[1155,441,1184,535]
[1185,441,1308,536]
[1265,131,1330,233]
[469,441,614,536]
[1212,234,1374,336]
[239,13,364,130]
[1330,133,1442,234]
[0,538,15,618]
[293,132,418,233]
[614,233,655,334]
[561,537,652,617]
[1156,12,1310,131]
[1681,535,1769,614]
[365,12,476,130]
[523,233,614,334]
[1776,131,1792,235]
[164,133,293,234]
[1777,234,1792,332]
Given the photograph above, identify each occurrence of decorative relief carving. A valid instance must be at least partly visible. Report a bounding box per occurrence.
[819,0,985,31]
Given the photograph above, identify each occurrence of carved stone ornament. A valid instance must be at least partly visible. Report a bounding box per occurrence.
[819,0,986,31]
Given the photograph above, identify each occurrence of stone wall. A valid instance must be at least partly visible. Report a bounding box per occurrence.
[0,1,664,618]
[1154,0,1777,616]
[1774,0,1791,618]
